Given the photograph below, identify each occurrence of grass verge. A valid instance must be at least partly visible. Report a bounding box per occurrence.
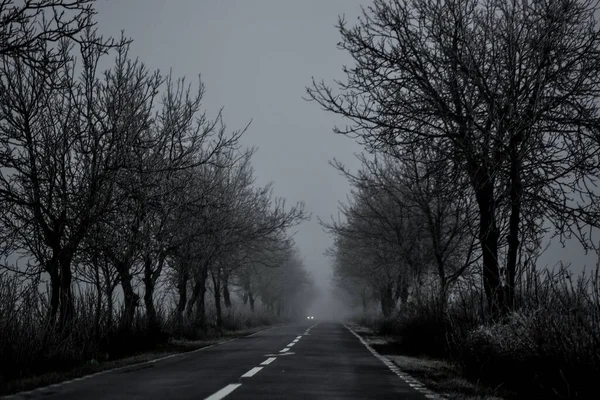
[349,323,514,400]
[0,325,273,397]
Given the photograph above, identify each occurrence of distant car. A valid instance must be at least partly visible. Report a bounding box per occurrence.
[307,315,314,319]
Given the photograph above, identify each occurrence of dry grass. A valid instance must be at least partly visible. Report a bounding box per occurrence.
[351,324,512,400]
[1,326,269,396]
[352,265,600,399]
[0,273,281,396]
[386,354,509,400]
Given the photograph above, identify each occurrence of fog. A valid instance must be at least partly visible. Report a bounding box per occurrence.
[91,0,372,319]
[91,0,598,320]
[3,1,600,398]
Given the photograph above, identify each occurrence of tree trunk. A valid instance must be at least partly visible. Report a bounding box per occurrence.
[395,274,410,306]
[211,269,222,329]
[143,254,160,331]
[188,267,209,330]
[187,281,201,319]
[505,136,522,312]
[48,264,60,323]
[249,291,255,312]
[58,251,74,330]
[196,281,208,329]
[438,280,448,316]
[94,262,102,339]
[176,269,189,330]
[117,261,139,333]
[474,178,503,319]
[106,285,114,331]
[222,272,231,309]
[380,283,394,317]
[101,258,116,331]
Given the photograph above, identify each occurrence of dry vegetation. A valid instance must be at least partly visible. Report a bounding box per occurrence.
[351,263,600,399]
[0,1,314,395]
[0,272,287,395]
[308,0,600,398]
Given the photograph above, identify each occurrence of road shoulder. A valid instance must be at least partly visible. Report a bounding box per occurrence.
[347,324,510,400]
[1,325,280,398]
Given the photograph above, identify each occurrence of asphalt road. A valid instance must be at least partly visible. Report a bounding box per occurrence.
[5,322,431,400]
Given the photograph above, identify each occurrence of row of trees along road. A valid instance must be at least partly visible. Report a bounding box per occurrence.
[308,0,600,318]
[0,1,313,380]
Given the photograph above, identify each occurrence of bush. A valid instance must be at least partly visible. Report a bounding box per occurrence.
[453,308,600,399]
[0,273,277,393]
[0,277,101,382]
[353,312,382,330]
[356,266,600,399]
[448,267,600,399]
[372,291,456,358]
[221,305,276,331]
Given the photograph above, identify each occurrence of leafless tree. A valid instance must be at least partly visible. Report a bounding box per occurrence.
[361,151,478,308]
[0,0,100,61]
[166,146,307,332]
[323,178,422,316]
[0,29,128,328]
[86,45,247,333]
[253,246,314,319]
[307,0,600,316]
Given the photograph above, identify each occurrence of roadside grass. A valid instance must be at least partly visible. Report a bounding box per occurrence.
[0,274,284,396]
[351,265,600,399]
[349,323,514,400]
[0,325,271,397]
[385,354,510,400]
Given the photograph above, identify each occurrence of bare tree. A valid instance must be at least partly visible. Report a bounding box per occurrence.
[0,29,127,328]
[253,246,314,319]
[88,45,247,333]
[0,0,99,60]
[192,148,307,328]
[361,151,478,308]
[307,0,600,316]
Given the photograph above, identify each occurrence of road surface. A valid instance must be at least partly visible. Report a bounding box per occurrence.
[5,322,432,400]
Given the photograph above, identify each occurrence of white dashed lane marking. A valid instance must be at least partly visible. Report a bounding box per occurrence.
[203,326,312,399]
[204,383,242,400]
[240,367,263,378]
[260,357,276,366]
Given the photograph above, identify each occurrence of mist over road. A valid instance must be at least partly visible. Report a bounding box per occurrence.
[5,322,429,400]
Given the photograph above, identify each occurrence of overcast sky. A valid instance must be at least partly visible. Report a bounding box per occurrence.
[93,0,598,312]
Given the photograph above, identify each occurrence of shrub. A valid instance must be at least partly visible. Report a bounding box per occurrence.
[355,265,600,399]
[449,266,600,399]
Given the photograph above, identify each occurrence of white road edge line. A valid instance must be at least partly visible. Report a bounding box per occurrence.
[240,366,263,378]
[279,347,290,353]
[260,357,276,366]
[204,383,242,400]
[2,324,285,400]
[344,324,447,400]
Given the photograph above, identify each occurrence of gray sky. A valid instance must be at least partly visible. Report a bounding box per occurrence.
[93,0,599,313]
[94,0,368,313]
